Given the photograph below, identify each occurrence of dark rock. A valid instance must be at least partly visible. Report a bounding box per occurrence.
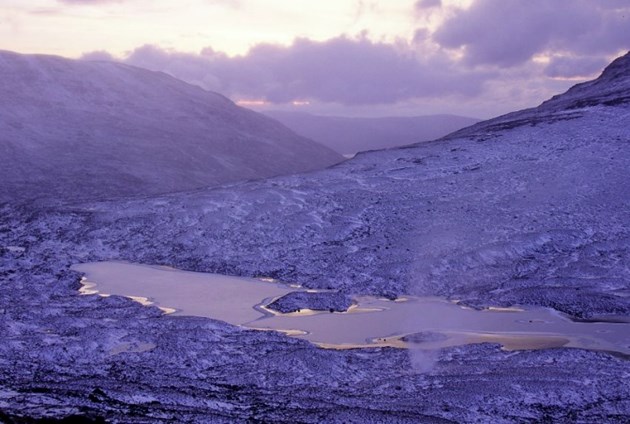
[266,291,354,313]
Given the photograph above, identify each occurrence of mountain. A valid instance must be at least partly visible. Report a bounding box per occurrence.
[446,52,630,140]
[263,111,480,155]
[72,52,629,315]
[0,50,342,203]
[1,53,629,422]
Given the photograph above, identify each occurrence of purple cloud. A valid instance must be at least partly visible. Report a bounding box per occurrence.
[415,0,441,9]
[544,56,609,79]
[433,0,630,67]
[75,1,627,115]
[80,50,116,61]
[120,37,491,105]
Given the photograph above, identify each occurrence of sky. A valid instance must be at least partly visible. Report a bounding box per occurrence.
[1,0,629,118]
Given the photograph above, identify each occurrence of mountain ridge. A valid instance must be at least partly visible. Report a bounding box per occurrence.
[443,51,630,140]
[0,50,342,203]
[1,50,629,423]
[51,50,630,314]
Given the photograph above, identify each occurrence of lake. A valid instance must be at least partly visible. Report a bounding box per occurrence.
[72,261,630,355]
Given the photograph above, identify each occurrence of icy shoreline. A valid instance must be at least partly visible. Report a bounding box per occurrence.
[72,261,630,355]
[1,242,628,422]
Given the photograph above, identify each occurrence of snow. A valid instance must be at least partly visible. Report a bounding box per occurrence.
[4,246,25,253]
[0,51,629,422]
[59,104,629,319]
[0,50,342,203]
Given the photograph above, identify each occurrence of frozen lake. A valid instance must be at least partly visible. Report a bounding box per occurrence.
[72,261,630,355]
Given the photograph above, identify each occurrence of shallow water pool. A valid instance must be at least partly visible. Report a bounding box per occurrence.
[72,261,630,355]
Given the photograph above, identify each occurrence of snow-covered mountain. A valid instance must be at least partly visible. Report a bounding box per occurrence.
[0,50,342,203]
[1,53,629,422]
[43,51,628,318]
[447,52,630,140]
[264,111,480,155]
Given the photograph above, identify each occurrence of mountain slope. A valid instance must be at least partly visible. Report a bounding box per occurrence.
[52,51,630,317]
[444,52,630,141]
[1,53,629,422]
[264,111,480,155]
[0,50,342,203]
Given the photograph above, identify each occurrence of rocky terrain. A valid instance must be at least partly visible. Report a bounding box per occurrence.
[0,53,629,422]
[266,291,354,314]
[0,50,342,203]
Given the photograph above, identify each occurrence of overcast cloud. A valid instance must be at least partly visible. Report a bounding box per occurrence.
[434,0,630,67]
[76,0,629,117]
[116,37,491,105]
[544,56,610,79]
[415,0,442,10]
[57,0,122,4]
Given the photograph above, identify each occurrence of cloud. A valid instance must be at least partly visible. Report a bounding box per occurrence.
[415,0,441,10]
[59,0,238,5]
[57,0,123,3]
[81,50,116,61]
[544,56,609,79]
[119,36,491,105]
[74,1,626,116]
[28,8,63,15]
[354,0,378,19]
[433,0,630,67]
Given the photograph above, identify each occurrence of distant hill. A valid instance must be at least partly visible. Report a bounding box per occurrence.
[0,50,342,203]
[264,111,480,155]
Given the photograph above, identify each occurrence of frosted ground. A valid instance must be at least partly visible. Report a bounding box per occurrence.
[0,54,629,422]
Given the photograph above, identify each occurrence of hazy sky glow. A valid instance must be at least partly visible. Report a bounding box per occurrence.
[1,0,628,117]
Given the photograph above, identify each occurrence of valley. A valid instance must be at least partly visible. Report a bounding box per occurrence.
[1,50,629,423]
